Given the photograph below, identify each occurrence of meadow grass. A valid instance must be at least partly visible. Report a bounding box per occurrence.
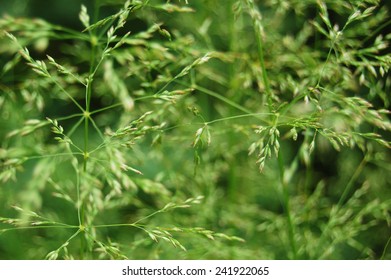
[0,0,390,259]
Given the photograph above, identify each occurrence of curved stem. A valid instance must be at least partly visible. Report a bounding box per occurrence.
[381,234,391,260]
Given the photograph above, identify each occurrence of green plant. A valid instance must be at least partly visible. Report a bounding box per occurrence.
[0,1,243,259]
[1,0,390,260]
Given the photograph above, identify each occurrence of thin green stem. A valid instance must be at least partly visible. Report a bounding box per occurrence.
[84,116,89,167]
[67,116,85,139]
[85,78,92,112]
[90,102,122,115]
[74,159,82,227]
[314,155,369,259]
[278,93,308,116]
[316,44,335,87]
[316,14,353,88]
[184,83,269,125]
[277,152,298,259]
[92,223,152,237]
[21,152,83,161]
[88,141,108,155]
[254,21,271,98]
[362,18,391,45]
[337,155,368,208]
[51,25,91,41]
[134,96,157,101]
[78,1,103,258]
[132,208,168,225]
[83,229,127,259]
[205,112,273,125]
[93,223,137,228]
[50,77,85,112]
[57,113,84,121]
[0,225,79,234]
[193,84,252,114]
[88,116,106,142]
[381,235,391,260]
[48,229,82,259]
[161,123,194,132]
[245,0,272,109]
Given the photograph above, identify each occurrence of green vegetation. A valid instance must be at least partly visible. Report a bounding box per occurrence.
[0,0,390,259]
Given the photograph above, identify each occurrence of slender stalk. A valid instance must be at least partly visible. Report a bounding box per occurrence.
[254,21,271,99]
[337,155,368,207]
[362,18,391,45]
[278,152,298,259]
[381,235,391,260]
[49,77,85,112]
[205,112,273,125]
[245,0,272,110]
[83,115,89,171]
[188,83,270,125]
[93,223,138,228]
[90,102,122,115]
[20,152,83,161]
[88,116,106,142]
[314,154,369,259]
[67,117,85,139]
[78,0,102,259]
[0,225,78,233]
[57,113,85,121]
[74,159,82,227]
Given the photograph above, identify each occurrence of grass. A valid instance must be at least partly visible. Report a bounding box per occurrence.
[0,0,390,259]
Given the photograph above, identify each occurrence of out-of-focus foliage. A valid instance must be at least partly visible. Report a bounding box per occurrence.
[0,0,390,259]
